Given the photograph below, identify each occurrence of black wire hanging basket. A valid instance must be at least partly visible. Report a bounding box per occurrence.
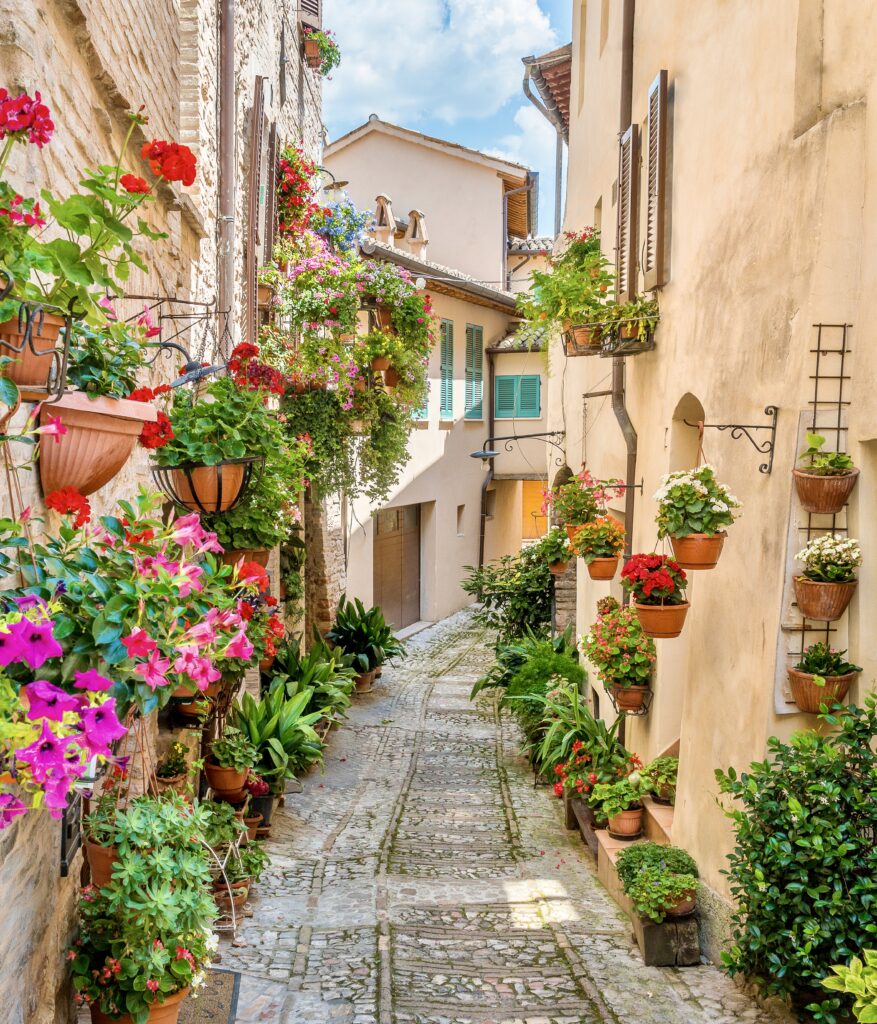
[150,455,264,514]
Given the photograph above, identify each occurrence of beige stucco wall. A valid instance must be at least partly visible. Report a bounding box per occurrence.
[556,0,877,902]
[325,129,510,283]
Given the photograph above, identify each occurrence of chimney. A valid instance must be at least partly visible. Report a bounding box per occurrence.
[372,194,396,245]
[404,209,429,260]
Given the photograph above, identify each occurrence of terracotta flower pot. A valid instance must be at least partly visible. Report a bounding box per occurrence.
[303,37,321,68]
[259,654,275,672]
[90,986,190,1024]
[355,669,376,694]
[787,667,858,713]
[587,556,619,580]
[151,772,186,797]
[565,524,585,543]
[374,304,394,331]
[244,814,262,841]
[610,684,649,712]
[569,324,601,352]
[0,310,65,387]
[257,283,274,309]
[221,547,269,568]
[39,392,158,497]
[549,559,569,576]
[85,841,119,887]
[607,806,643,839]
[793,468,859,515]
[664,891,697,918]
[793,577,857,622]
[384,366,401,388]
[371,356,390,371]
[670,532,726,571]
[215,887,250,915]
[205,762,249,802]
[634,601,690,638]
[171,462,246,513]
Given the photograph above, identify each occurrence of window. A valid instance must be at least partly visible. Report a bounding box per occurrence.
[495,375,541,419]
[464,324,483,420]
[456,504,465,536]
[440,319,454,420]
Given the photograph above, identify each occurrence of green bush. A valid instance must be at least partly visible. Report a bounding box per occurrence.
[715,697,877,1021]
[615,841,698,889]
[501,642,584,741]
[462,546,551,643]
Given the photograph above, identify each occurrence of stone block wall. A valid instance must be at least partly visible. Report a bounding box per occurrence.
[304,490,346,640]
[0,1,324,1021]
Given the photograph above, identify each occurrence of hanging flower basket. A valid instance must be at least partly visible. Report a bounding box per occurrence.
[151,455,263,514]
[370,355,390,372]
[670,532,726,571]
[384,366,401,388]
[85,840,119,888]
[792,468,859,514]
[374,304,394,332]
[565,523,585,542]
[610,683,649,711]
[303,36,321,68]
[257,283,274,310]
[587,556,619,580]
[90,986,190,1024]
[549,559,569,576]
[634,602,690,638]
[0,308,65,387]
[787,667,858,713]
[39,392,157,497]
[793,577,857,621]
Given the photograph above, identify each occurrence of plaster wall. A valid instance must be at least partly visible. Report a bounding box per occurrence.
[558,0,877,900]
[324,132,509,283]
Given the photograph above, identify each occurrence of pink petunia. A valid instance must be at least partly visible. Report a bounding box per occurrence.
[122,628,157,658]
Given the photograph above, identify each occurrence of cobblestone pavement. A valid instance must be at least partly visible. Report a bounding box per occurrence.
[220,610,792,1024]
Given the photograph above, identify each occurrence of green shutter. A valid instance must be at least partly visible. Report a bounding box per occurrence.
[517,375,541,418]
[464,324,483,420]
[440,320,454,419]
[495,375,517,419]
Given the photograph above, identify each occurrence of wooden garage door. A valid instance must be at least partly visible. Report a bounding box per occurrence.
[373,505,420,630]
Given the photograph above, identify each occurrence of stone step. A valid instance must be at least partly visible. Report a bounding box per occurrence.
[643,795,674,845]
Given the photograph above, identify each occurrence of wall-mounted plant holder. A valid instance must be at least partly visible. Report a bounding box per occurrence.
[683,405,779,474]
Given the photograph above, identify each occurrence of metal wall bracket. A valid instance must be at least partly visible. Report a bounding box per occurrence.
[60,790,83,877]
[684,405,779,474]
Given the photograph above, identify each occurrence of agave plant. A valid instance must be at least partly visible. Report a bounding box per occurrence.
[231,688,324,793]
[325,597,406,672]
[266,631,357,719]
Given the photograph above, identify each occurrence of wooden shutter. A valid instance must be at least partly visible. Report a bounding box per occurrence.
[245,76,265,344]
[263,122,279,264]
[615,122,640,303]
[643,70,668,290]
[300,0,321,29]
[495,376,517,419]
[518,375,541,418]
[440,320,454,419]
[464,324,483,420]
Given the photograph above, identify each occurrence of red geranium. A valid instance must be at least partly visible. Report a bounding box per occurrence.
[140,139,197,187]
[138,411,174,450]
[0,89,54,147]
[238,561,270,593]
[45,487,91,528]
[620,553,687,605]
[119,173,150,194]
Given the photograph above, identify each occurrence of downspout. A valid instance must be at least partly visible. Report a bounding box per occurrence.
[620,0,636,132]
[522,59,565,237]
[218,0,236,343]
[502,181,533,290]
[478,349,497,568]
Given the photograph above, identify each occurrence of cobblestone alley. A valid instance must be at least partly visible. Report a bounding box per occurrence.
[220,611,790,1024]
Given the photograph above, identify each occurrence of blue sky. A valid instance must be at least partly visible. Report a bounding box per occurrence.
[322,0,572,238]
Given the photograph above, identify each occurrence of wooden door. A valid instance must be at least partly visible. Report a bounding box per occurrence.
[373,505,420,629]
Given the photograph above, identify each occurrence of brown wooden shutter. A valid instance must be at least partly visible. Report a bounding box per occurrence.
[263,122,279,264]
[245,76,265,344]
[643,70,668,290]
[299,0,321,30]
[615,122,640,302]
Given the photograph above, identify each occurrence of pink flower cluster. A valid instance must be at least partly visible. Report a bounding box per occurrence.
[0,88,54,147]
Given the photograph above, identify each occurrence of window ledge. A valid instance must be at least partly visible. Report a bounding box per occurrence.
[439,419,454,430]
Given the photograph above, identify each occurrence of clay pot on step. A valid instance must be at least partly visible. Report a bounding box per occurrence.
[354,669,376,694]
[249,794,275,828]
[204,761,249,802]
[664,890,697,918]
[90,986,190,1024]
[634,602,690,639]
[670,532,726,571]
[793,577,857,622]
[0,310,65,387]
[244,814,262,841]
[587,556,619,581]
[86,841,119,888]
[39,393,158,496]
[793,468,859,514]
[787,666,859,713]
[607,806,643,839]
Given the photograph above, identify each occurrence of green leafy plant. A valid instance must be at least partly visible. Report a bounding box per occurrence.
[65,319,151,399]
[200,799,247,850]
[470,627,577,700]
[303,27,341,76]
[533,526,571,566]
[233,840,270,885]
[232,688,324,792]
[570,515,625,562]
[643,756,679,802]
[795,534,862,584]
[615,841,698,888]
[156,742,189,780]
[608,294,660,342]
[582,596,655,690]
[325,597,406,673]
[266,632,356,719]
[555,720,632,805]
[590,771,651,820]
[210,726,257,772]
[625,866,698,924]
[799,433,856,476]
[501,642,584,742]
[823,951,877,1022]
[655,465,742,538]
[716,695,877,1020]
[796,642,862,677]
[462,547,552,643]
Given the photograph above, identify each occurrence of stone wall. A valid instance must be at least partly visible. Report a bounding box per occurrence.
[0,1,323,1020]
[304,490,346,640]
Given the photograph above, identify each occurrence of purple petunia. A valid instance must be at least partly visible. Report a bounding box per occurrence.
[22,680,81,721]
[79,698,128,756]
[73,669,115,692]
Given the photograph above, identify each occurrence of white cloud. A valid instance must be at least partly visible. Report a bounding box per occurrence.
[323,0,558,132]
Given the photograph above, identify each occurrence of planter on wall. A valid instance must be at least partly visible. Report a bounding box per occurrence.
[39,392,157,496]
[0,310,65,387]
[370,356,390,372]
[634,602,689,639]
[383,366,401,388]
[787,667,858,712]
[610,684,649,712]
[793,577,857,622]
[549,559,569,576]
[793,468,859,514]
[670,532,726,570]
[85,840,119,888]
[373,304,394,332]
[303,37,321,68]
[152,457,262,514]
[587,556,619,580]
[564,324,602,356]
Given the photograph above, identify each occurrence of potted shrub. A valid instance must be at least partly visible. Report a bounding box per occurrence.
[793,534,861,621]
[788,642,862,713]
[204,726,257,802]
[644,756,679,804]
[571,514,625,579]
[616,841,699,921]
[591,771,651,839]
[151,741,190,797]
[794,432,858,514]
[621,554,690,638]
[655,465,742,570]
[582,597,655,712]
[325,597,406,692]
[535,526,572,576]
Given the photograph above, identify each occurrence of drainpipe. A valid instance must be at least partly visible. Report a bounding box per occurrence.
[502,181,533,289]
[620,0,636,131]
[611,357,637,606]
[477,349,497,568]
[522,59,565,237]
[218,0,236,343]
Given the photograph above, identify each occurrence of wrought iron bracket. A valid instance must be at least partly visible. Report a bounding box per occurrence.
[474,430,567,467]
[684,406,779,474]
[60,790,83,876]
